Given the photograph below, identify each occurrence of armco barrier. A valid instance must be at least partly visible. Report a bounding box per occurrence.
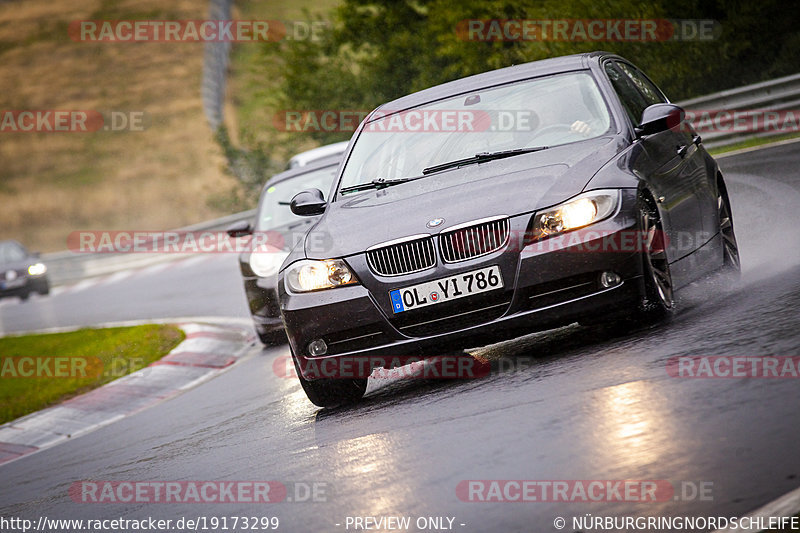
[42,209,255,286]
[677,72,800,149]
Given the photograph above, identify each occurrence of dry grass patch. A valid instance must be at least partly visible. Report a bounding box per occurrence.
[0,0,237,251]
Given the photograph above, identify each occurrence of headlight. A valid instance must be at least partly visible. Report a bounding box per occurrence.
[27,263,47,276]
[249,249,289,278]
[530,190,619,241]
[285,259,358,293]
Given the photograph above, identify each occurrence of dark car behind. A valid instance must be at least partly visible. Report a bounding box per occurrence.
[0,240,49,301]
[228,155,342,344]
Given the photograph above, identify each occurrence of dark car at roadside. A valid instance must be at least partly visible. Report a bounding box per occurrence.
[227,155,341,344]
[0,240,50,301]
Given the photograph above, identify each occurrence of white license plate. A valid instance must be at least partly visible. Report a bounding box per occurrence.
[389,265,503,313]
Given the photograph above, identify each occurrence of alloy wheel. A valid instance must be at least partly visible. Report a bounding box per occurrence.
[718,192,741,272]
[641,199,674,309]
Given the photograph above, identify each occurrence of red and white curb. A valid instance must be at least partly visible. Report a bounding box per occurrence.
[0,320,256,466]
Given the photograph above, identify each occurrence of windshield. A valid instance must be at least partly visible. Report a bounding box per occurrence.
[338,71,611,192]
[255,164,339,231]
[0,241,27,264]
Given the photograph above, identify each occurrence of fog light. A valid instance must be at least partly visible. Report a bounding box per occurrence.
[600,271,622,288]
[307,339,328,356]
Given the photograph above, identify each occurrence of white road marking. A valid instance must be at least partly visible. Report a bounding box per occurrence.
[63,278,97,294]
[98,269,135,285]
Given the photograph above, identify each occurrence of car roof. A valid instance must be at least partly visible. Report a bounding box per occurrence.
[371,52,614,117]
[287,141,349,169]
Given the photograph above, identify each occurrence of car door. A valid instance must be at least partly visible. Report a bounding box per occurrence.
[603,60,704,263]
[617,61,716,250]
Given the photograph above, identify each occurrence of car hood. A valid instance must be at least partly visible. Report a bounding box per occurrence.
[304,137,622,259]
[256,217,319,253]
[0,259,35,272]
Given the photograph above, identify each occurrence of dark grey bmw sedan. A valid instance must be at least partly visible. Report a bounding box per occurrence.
[279,52,740,407]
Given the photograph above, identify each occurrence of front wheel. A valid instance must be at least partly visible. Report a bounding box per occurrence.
[37,279,50,296]
[717,183,741,279]
[257,328,287,346]
[634,194,674,325]
[291,348,367,408]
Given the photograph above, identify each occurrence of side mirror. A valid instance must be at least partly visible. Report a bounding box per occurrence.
[635,103,685,136]
[290,189,327,216]
[226,219,253,238]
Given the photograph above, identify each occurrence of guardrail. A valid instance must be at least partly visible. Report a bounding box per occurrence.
[677,72,800,149]
[40,73,800,285]
[42,209,256,286]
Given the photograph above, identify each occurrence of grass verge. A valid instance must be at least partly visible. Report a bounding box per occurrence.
[709,132,800,156]
[0,325,184,424]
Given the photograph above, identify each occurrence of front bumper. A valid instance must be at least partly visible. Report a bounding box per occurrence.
[0,274,48,298]
[280,189,645,377]
[243,277,284,333]
[238,255,285,336]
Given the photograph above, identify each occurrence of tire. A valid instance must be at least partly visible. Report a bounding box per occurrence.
[257,328,287,346]
[633,192,674,325]
[717,179,741,279]
[38,279,50,296]
[19,290,30,302]
[290,348,367,408]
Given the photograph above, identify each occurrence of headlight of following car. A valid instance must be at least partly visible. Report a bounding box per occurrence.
[285,259,358,292]
[27,263,47,276]
[249,250,289,278]
[530,190,619,241]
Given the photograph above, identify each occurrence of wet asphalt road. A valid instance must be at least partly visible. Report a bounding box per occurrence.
[0,253,249,335]
[1,142,799,532]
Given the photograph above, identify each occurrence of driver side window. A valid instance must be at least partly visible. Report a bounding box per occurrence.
[616,62,667,107]
[604,61,649,127]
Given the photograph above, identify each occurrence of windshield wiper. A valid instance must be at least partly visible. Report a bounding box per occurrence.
[422,146,549,175]
[339,175,426,195]
[338,146,550,194]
